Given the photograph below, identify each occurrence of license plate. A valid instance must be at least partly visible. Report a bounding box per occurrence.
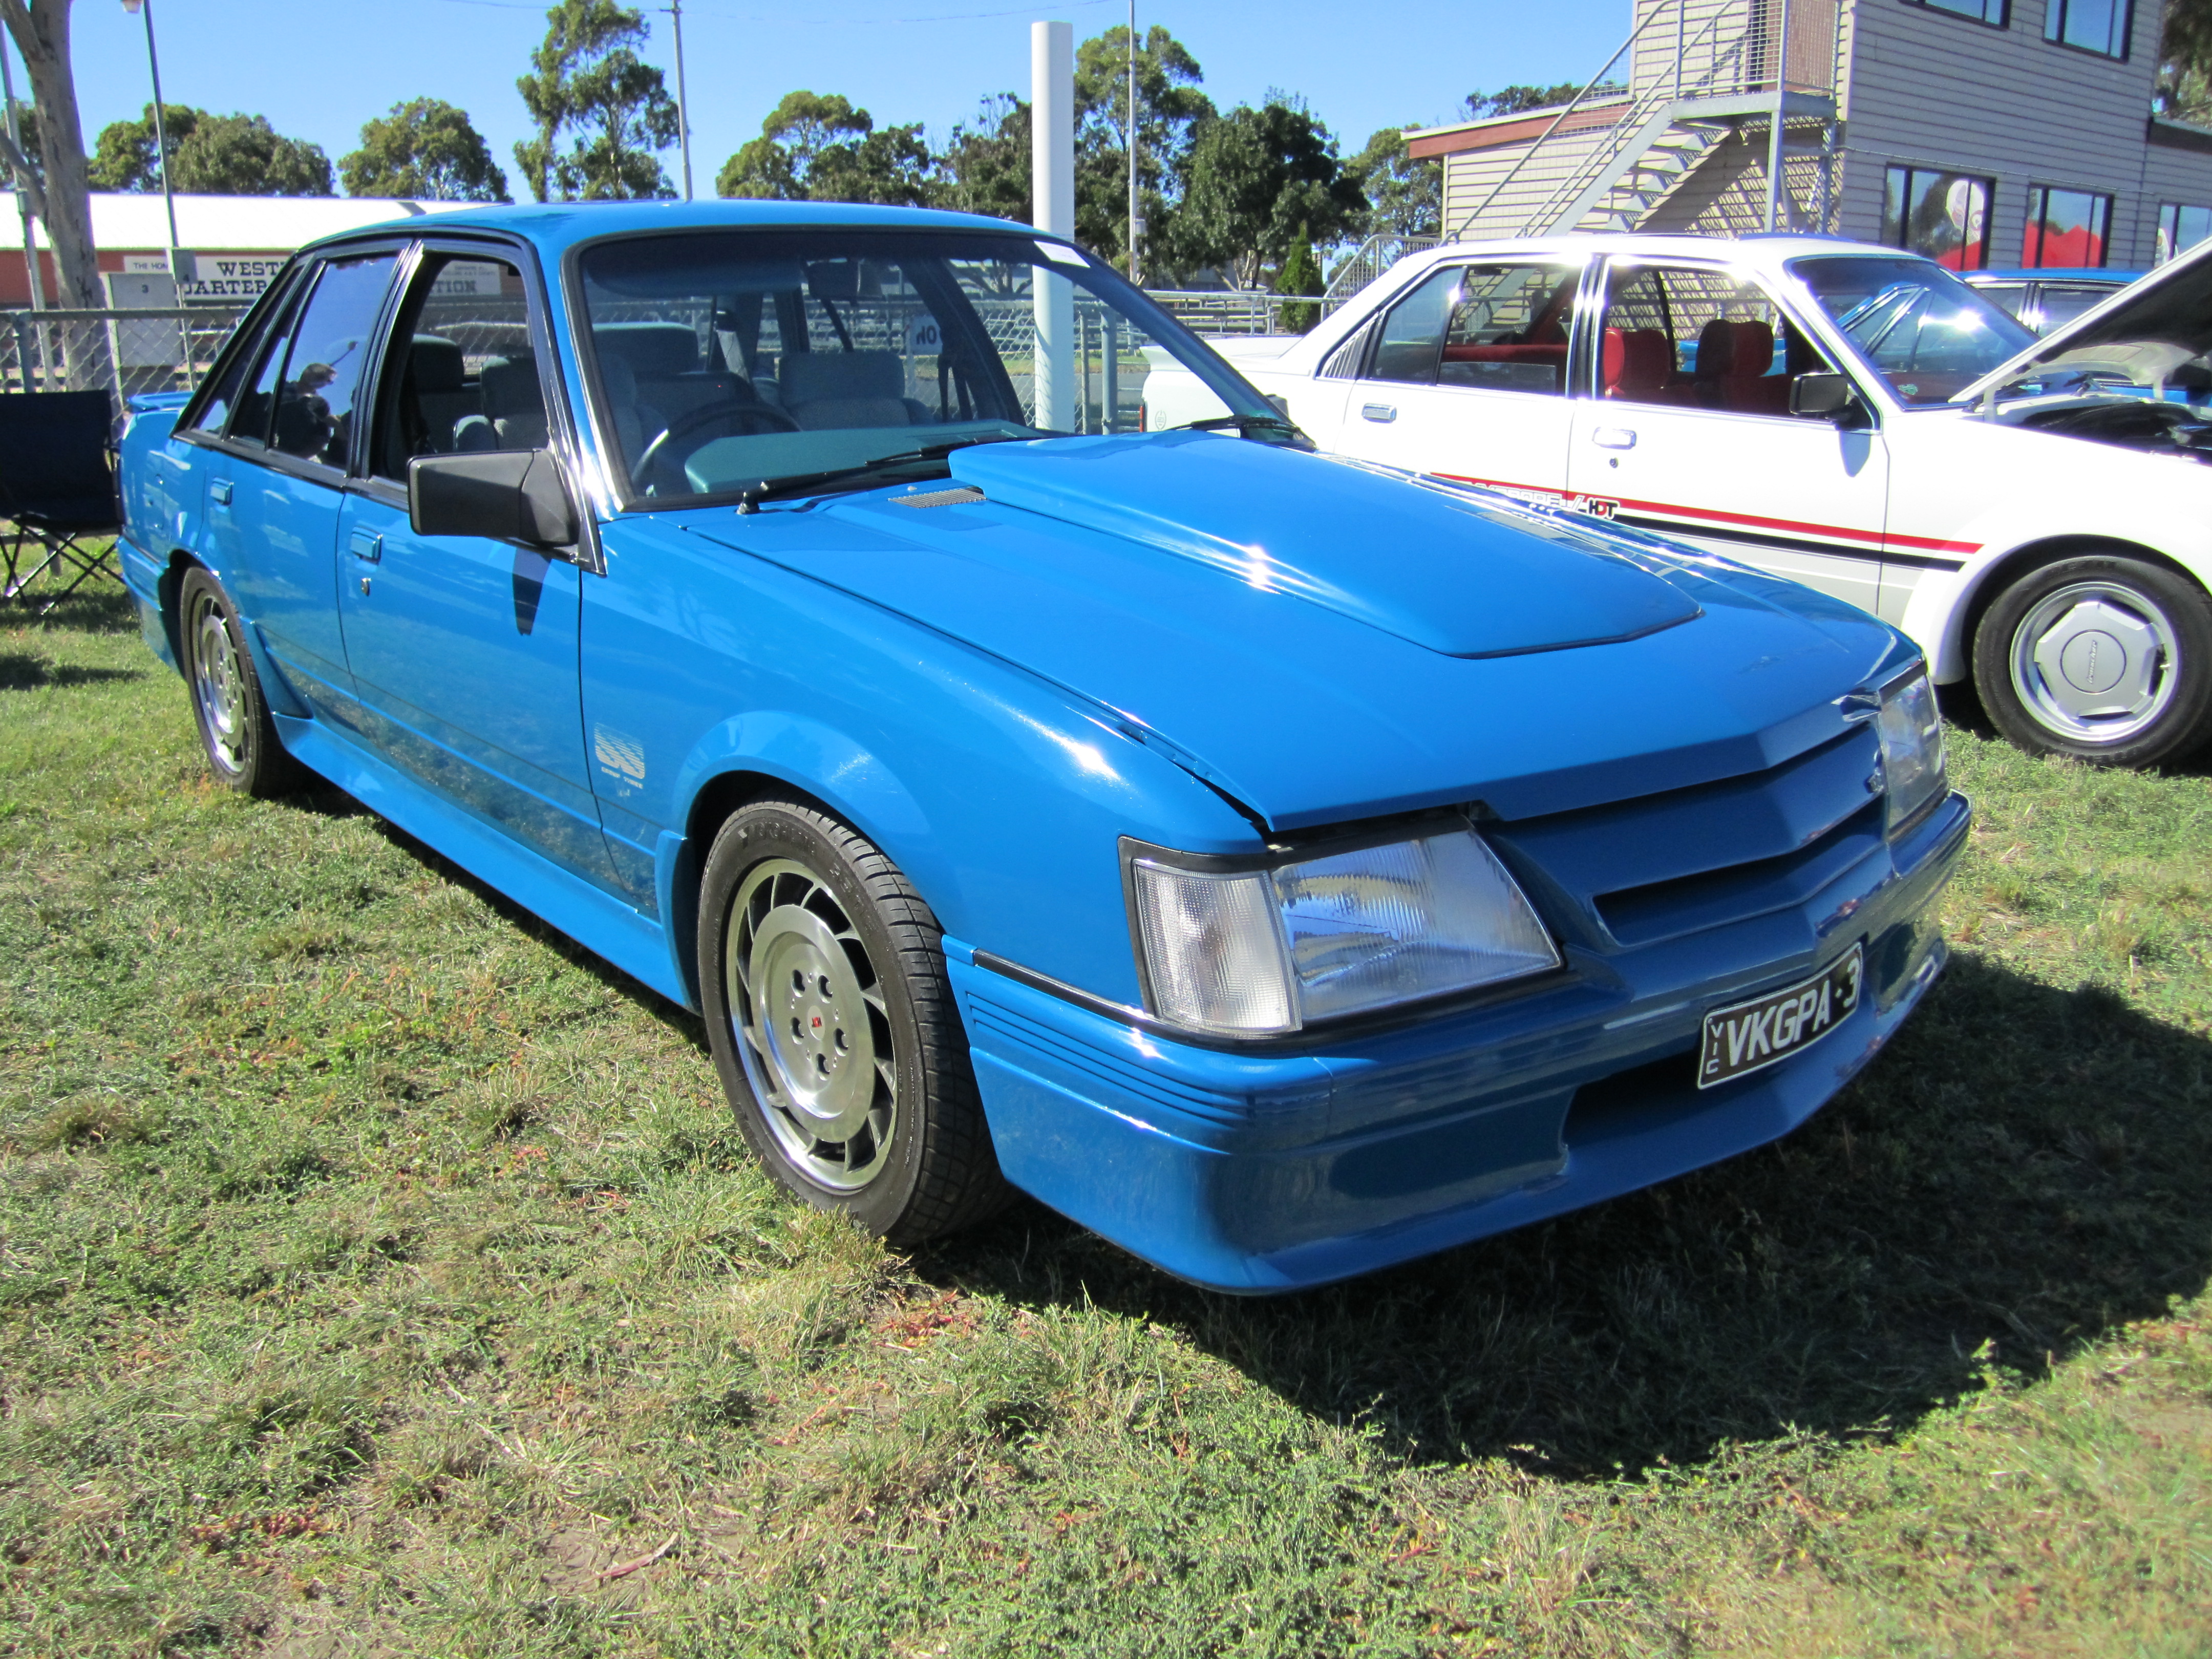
[1696,946,1863,1089]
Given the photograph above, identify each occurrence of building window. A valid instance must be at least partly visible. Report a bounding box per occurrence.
[2023,186,2112,266]
[1881,165,1994,269]
[2157,202,2212,263]
[2045,0,2132,57]
[1909,0,2007,26]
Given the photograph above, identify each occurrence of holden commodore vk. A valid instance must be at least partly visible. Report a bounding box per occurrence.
[114,202,1968,1292]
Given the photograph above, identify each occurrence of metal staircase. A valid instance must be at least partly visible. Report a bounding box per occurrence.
[1452,0,1841,243]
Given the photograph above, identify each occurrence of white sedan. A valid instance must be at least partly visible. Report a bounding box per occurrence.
[1151,233,2212,767]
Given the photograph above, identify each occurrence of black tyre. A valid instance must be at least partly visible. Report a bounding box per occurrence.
[178,567,306,797]
[695,797,1007,1244]
[1972,550,2212,767]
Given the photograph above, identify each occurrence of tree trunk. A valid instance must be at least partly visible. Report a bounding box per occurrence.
[0,1,100,310]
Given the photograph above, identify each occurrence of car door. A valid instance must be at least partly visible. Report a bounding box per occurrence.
[204,248,401,714]
[1564,258,1889,618]
[333,243,614,890]
[1330,258,1582,502]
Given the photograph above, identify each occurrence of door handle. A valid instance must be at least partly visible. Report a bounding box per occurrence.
[209,479,232,505]
[1360,402,1397,423]
[1591,427,1637,450]
[349,529,382,564]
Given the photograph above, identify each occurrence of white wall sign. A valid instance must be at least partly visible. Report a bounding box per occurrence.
[432,260,503,298]
[178,255,287,305]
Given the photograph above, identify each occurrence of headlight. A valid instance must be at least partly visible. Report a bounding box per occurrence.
[1875,667,1946,835]
[1128,826,1561,1037]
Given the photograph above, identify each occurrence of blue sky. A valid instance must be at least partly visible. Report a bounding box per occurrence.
[65,0,1627,197]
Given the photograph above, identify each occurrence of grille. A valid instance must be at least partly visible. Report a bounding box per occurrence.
[1491,723,1887,952]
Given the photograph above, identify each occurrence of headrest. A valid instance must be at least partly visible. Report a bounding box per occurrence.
[408,335,465,394]
[779,350,903,406]
[1695,317,1737,377]
[593,323,698,379]
[600,352,638,403]
[480,357,544,419]
[1725,319,1774,376]
[1602,327,1670,391]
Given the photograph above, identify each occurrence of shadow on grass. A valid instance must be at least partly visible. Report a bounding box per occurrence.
[0,650,144,690]
[927,955,2212,1478]
[3,582,139,636]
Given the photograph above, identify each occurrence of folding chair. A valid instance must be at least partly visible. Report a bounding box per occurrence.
[0,390,122,614]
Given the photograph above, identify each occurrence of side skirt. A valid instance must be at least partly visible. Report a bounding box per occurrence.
[278,714,694,1010]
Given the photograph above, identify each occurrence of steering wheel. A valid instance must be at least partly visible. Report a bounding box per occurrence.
[635,398,800,492]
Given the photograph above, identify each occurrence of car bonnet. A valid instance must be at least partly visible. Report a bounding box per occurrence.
[1959,239,2212,403]
[678,436,1904,830]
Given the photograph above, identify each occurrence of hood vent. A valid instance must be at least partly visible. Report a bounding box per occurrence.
[890,485,987,508]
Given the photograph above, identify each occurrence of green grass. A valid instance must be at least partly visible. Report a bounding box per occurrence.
[4,585,2210,1657]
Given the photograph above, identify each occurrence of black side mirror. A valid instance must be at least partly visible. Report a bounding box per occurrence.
[408,450,576,545]
[1790,371,1867,426]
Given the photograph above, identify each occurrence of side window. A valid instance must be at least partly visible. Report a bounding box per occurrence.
[1974,282,2031,322]
[373,252,534,481]
[185,274,301,438]
[1597,264,1839,418]
[1437,263,1579,394]
[1366,266,1462,385]
[245,252,398,469]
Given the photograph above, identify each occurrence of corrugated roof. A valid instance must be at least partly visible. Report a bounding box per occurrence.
[0,192,478,251]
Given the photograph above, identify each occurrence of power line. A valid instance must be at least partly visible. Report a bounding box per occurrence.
[433,0,1114,23]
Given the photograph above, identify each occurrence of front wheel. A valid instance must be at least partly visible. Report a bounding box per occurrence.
[1972,551,2212,767]
[695,797,1008,1244]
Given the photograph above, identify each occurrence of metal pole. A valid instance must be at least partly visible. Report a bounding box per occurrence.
[0,36,45,315]
[1126,1,1140,284]
[670,0,694,200]
[122,0,188,283]
[1031,20,1074,430]
[1764,0,1790,230]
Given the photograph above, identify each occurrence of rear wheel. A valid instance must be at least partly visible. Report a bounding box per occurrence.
[1972,551,2212,767]
[178,567,305,796]
[695,797,1007,1244]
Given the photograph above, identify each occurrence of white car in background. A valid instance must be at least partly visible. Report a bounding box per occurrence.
[1148,233,2212,767]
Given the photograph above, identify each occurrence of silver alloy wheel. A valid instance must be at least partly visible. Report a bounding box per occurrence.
[189,588,248,775]
[2008,579,2182,746]
[725,857,896,1192]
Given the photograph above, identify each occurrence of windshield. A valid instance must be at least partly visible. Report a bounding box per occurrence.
[1791,256,2034,407]
[576,228,1280,504]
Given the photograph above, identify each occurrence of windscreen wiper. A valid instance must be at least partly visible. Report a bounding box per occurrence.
[733,434,1030,513]
[1167,411,1304,437]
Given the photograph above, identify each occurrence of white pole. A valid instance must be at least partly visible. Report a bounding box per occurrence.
[1031,19,1074,431]
[670,0,694,200]
[0,36,45,313]
[1126,1,1140,284]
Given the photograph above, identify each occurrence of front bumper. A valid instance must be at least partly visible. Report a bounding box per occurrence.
[948,789,1969,1293]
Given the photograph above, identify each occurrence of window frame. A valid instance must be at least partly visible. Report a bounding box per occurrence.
[2022,184,2114,268]
[2156,201,2212,264]
[1880,164,1996,270]
[2043,0,2133,59]
[1585,254,1864,423]
[1901,0,2009,30]
[173,261,310,446]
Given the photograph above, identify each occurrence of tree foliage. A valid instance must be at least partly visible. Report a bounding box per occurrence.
[2161,0,2212,122]
[341,99,508,201]
[1274,237,1323,332]
[1461,82,1620,119]
[1346,126,1441,240]
[515,0,676,202]
[91,104,332,196]
[934,93,1029,223]
[1175,99,1365,288]
[714,90,930,205]
[1072,25,1213,275]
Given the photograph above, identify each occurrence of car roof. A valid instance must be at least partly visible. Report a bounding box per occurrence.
[1396,230,1912,270]
[295,198,1051,261]
[1966,267,2140,283]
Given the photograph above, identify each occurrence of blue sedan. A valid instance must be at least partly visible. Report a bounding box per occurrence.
[115,202,1967,1291]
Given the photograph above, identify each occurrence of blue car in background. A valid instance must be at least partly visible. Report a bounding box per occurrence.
[115,202,1968,1291]
[1963,267,2142,335]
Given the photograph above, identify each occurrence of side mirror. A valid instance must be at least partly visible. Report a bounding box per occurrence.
[1790,371,1867,426]
[408,450,576,545]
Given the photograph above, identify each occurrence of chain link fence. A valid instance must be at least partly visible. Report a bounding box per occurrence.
[1,306,250,403]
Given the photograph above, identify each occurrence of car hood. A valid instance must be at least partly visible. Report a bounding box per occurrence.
[1961,238,2212,403]
[680,434,1906,830]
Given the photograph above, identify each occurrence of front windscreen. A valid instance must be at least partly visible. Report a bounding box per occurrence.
[575,229,1277,503]
[1791,256,2034,407]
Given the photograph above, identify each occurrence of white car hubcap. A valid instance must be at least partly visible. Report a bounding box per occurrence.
[2010,581,2179,745]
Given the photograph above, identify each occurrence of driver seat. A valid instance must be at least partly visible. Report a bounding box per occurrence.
[597,354,665,470]
[779,351,912,429]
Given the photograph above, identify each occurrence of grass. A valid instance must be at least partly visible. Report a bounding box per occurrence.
[3,582,2210,1657]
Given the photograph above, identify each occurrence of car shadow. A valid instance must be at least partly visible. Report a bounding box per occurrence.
[0,651,144,691]
[922,954,2212,1478]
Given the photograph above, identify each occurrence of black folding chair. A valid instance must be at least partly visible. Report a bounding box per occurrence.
[0,390,122,614]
